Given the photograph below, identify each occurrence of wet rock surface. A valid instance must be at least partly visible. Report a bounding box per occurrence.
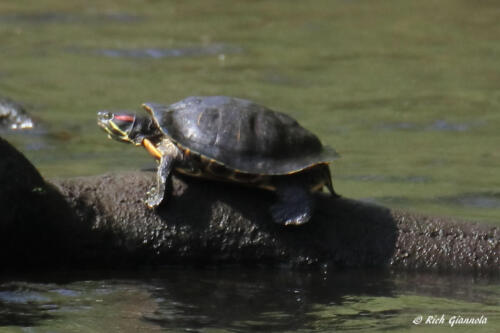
[391,211,498,271]
[0,97,34,130]
[52,172,398,268]
[1,136,498,273]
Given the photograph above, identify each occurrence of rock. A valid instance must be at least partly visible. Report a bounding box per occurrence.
[51,172,398,268]
[0,137,81,269]
[1,136,498,273]
[0,97,34,130]
[391,211,499,271]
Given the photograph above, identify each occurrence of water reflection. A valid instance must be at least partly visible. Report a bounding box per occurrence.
[143,268,395,331]
[1,268,497,332]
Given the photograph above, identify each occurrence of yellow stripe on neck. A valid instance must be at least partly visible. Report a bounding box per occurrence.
[142,138,162,159]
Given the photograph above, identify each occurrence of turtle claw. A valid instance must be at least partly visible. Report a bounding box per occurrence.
[145,199,160,209]
[145,187,162,208]
[145,195,162,208]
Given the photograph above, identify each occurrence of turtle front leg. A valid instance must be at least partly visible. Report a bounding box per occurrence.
[146,154,175,208]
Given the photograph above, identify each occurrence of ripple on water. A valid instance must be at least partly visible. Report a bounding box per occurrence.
[0,290,50,304]
[50,288,81,297]
[0,12,141,24]
[92,44,243,59]
[440,192,500,209]
[340,174,432,184]
[376,120,484,132]
[362,192,500,210]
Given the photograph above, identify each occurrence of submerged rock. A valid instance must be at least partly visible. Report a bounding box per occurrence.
[0,136,498,273]
[0,97,34,130]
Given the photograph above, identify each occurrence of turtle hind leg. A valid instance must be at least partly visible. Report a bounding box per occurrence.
[270,184,315,226]
[146,154,175,208]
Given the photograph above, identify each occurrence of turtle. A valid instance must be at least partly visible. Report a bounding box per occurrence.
[97,96,339,225]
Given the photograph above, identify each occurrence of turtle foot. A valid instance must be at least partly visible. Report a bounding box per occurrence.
[145,187,163,208]
[270,186,314,226]
[271,202,312,226]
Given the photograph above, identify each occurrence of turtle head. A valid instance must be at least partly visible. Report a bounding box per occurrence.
[97,111,160,145]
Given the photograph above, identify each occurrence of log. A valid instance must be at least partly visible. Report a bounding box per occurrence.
[1,136,498,273]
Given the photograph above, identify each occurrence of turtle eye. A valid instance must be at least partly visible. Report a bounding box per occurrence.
[97,111,113,121]
[98,111,138,143]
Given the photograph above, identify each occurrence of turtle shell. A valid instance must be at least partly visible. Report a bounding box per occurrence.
[144,96,339,175]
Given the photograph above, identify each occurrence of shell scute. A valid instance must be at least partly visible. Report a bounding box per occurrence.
[145,96,338,175]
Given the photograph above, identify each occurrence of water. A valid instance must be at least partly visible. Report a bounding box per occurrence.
[0,268,498,332]
[0,1,499,332]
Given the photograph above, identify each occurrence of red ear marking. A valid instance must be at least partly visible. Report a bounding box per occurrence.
[114,114,135,122]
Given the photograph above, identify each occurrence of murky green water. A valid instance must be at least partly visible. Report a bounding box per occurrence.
[1,0,500,224]
[1,269,499,333]
[0,1,499,332]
